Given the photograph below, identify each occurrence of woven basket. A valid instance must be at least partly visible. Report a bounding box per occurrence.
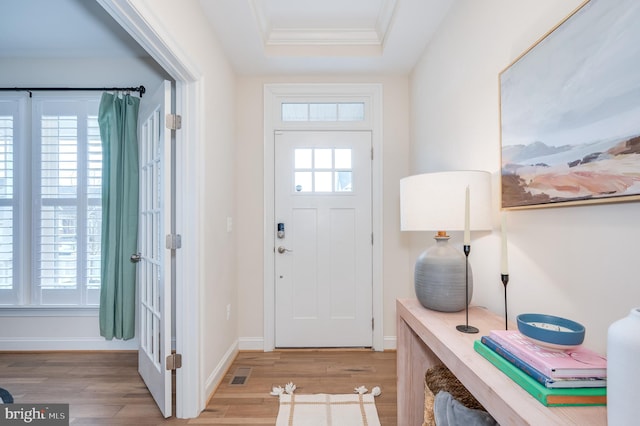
[422,364,486,426]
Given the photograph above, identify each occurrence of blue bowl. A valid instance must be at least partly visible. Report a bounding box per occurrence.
[516,313,585,350]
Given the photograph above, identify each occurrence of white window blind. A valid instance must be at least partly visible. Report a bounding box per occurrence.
[0,94,102,306]
[0,101,16,300]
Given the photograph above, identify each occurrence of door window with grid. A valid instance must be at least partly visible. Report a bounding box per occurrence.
[0,94,102,306]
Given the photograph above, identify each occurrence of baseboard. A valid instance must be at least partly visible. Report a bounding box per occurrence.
[0,337,138,351]
[237,336,394,351]
[238,337,264,351]
[203,340,239,406]
[383,335,396,350]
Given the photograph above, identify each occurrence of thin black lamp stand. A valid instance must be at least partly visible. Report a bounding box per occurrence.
[501,273,510,330]
[456,244,478,334]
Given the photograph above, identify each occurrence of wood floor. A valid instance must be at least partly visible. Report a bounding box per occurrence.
[0,350,397,425]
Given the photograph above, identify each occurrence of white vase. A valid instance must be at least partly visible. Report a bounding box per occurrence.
[607,307,640,425]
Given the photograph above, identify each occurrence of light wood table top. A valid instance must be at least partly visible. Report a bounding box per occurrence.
[397,298,606,426]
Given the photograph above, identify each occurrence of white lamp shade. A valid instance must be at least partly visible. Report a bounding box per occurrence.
[400,171,492,232]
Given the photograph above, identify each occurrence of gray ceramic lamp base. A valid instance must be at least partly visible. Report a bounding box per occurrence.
[414,237,472,312]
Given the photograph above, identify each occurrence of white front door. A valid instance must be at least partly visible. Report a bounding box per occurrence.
[274,130,372,347]
[137,80,173,417]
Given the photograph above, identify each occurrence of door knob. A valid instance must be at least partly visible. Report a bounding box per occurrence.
[277,246,293,254]
[130,253,142,263]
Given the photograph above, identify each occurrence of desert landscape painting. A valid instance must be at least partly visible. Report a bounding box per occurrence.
[500,0,640,208]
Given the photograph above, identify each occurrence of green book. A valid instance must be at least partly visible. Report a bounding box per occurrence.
[474,340,606,407]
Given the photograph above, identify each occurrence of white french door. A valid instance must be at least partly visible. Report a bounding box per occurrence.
[136,80,173,417]
[274,130,373,348]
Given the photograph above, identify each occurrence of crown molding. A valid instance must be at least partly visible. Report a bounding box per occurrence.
[267,27,381,46]
[250,0,398,48]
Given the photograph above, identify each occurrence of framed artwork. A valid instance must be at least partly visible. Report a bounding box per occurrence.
[500,0,640,209]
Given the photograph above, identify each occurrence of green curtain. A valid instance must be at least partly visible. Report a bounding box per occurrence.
[98,92,140,340]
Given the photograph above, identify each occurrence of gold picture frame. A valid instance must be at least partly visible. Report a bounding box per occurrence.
[500,0,640,209]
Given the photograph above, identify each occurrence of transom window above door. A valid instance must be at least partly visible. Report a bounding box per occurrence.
[294,148,352,193]
[282,103,365,122]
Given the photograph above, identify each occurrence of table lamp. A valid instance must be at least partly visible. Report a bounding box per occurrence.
[400,171,492,314]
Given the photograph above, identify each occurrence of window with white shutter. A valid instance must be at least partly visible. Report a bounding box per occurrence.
[0,101,17,302]
[0,94,102,307]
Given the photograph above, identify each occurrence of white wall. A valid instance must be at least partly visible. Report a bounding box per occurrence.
[130,0,238,404]
[0,57,167,90]
[235,75,413,349]
[0,56,168,350]
[410,0,640,354]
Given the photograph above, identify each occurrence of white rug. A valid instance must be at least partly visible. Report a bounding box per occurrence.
[276,393,381,426]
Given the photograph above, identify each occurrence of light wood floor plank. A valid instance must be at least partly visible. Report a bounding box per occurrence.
[0,350,397,425]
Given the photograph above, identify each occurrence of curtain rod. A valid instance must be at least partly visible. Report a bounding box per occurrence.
[0,85,146,98]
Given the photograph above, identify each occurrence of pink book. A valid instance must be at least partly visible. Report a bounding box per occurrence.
[489,330,607,379]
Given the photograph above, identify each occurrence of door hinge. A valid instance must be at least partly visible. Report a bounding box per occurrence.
[166,113,182,130]
[372,318,374,330]
[371,147,374,160]
[371,233,374,245]
[166,234,182,250]
[166,353,182,371]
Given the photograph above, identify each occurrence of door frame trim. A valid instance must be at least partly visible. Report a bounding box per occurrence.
[263,83,384,351]
[98,0,203,418]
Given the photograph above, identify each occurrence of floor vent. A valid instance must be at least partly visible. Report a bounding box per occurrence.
[229,366,252,386]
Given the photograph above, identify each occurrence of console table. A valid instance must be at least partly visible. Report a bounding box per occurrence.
[397,298,606,425]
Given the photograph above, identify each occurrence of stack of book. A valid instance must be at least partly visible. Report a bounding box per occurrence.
[474,330,607,407]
